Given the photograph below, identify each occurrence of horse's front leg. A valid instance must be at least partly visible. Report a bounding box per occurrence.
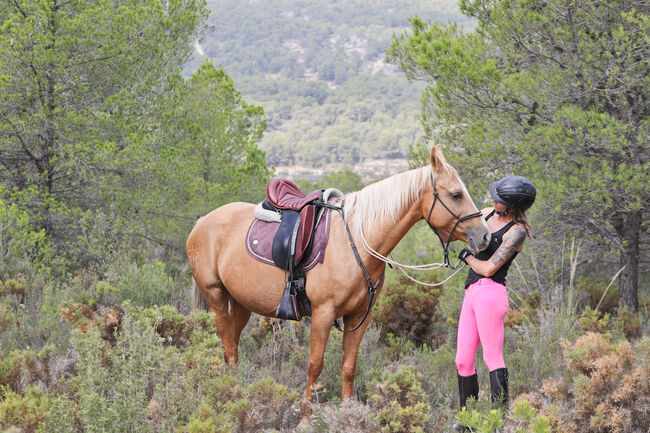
[300,305,336,424]
[341,310,372,399]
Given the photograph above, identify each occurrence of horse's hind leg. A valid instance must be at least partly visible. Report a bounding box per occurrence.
[229,297,252,349]
[203,282,240,365]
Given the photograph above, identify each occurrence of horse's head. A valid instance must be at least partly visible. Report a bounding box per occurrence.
[420,146,490,254]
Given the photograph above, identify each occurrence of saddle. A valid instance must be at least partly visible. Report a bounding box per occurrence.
[255,178,336,322]
[265,178,323,270]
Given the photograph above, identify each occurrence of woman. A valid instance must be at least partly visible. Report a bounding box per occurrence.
[454,176,536,419]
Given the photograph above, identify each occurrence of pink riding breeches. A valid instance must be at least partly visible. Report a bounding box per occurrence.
[455,278,509,376]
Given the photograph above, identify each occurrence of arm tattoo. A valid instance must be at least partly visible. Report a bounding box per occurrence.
[491,227,526,267]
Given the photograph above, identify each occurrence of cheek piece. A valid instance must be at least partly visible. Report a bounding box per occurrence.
[426,171,483,268]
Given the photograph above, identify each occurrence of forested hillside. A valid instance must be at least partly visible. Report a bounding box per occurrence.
[191,0,473,177]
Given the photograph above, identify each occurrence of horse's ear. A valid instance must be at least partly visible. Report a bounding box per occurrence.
[430,145,448,174]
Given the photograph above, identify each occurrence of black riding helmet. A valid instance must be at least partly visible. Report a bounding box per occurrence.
[489,176,536,211]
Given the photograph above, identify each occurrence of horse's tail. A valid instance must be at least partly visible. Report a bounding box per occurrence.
[192,277,209,312]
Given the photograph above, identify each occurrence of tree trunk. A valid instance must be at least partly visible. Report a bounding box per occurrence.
[618,209,641,310]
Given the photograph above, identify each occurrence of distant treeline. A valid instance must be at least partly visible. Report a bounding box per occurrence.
[191,0,473,166]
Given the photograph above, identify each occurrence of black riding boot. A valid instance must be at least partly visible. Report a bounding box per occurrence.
[453,373,479,432]
[489,368,509,408]
[458,373,479,408]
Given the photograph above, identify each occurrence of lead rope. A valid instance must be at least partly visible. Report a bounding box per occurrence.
[391,258,467,286]
[359,227,466,287]
[359,229,448,270]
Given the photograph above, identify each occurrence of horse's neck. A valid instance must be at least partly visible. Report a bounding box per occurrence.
[359,198,422,259]
[345,166,428,263]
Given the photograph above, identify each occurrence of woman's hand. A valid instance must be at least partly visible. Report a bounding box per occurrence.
[458,248,473,264]
[463,226,527,276]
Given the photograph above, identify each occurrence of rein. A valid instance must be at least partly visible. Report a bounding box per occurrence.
[425,171,483,268]
[315,199,382,333]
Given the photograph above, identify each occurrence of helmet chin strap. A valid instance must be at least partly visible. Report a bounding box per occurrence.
[496,207,510,216]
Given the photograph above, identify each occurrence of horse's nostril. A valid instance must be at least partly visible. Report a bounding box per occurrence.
[483,232,491,245]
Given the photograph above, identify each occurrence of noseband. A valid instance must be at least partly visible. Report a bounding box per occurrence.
[425,172,483,268]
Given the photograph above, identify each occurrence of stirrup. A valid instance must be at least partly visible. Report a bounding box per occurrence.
[275,280,301,321]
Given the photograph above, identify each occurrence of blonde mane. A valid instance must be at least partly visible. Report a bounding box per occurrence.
[344,165,433,238]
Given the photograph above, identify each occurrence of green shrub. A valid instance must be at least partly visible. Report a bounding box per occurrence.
[455,407,504,433]
[181,400,232,433]
[0,385,50,433]
[508,400,553,433]
[371,365,431,433]
[0,277,74,355]
[71,303,192,432]
[578,306,610,334]
[235,319,310,399]
[113,260,174,307]
[38,394,77,433]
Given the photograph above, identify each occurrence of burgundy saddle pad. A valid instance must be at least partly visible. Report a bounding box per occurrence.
[246,204,335,271]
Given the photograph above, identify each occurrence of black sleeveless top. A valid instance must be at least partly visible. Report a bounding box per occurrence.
[464,210,518,288]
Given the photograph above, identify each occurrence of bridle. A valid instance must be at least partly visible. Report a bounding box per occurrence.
[425,171,483,268]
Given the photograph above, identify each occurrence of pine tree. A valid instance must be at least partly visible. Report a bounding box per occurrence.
[388,0,649,309]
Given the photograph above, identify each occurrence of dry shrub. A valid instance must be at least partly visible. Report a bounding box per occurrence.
[60,302,95,329]
[589,402,631,433]
[504,308,525,327]
[541,379,569,403]
[561,331,609,374]
[0,303,16,334]
[374,282,443,347]
[576,276,617,312]
[0,347,57,394]
[3,277,27,297]
[61,299,215,350]
[61,299,124,345]
[226,376,301,432]
[311,399,380,432]
[529,333,649,433]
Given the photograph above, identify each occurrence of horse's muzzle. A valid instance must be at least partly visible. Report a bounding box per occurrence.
[468,229,491,254]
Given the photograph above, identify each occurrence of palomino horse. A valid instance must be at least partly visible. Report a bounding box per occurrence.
[186,146,490,419]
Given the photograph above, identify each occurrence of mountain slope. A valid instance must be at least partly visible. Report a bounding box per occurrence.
[190,0,472,177]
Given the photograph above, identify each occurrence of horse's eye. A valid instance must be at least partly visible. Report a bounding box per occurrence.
[451,192,463,200]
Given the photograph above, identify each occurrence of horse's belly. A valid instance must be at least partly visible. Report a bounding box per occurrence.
[219,242,287,317]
